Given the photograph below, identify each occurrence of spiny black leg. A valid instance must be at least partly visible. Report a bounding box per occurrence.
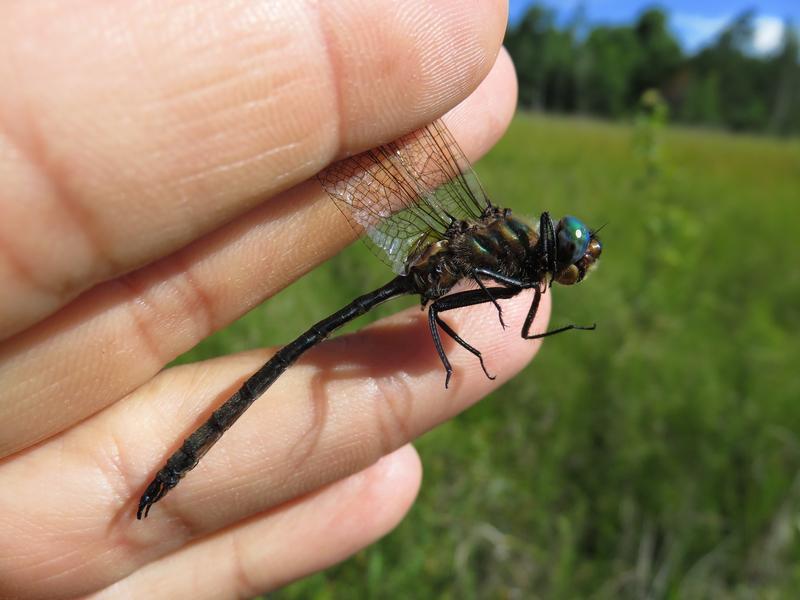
[433,288,521,312]
[434,312,495,381]
[428,287,521,387]
[472,274,506,329]
[427,304,454,388]
[520,282,596,340]
[521,286,543,339]
[473,267,531,290]
[524,323,596,340]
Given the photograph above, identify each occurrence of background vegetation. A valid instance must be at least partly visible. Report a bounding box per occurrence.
[505,4,800,135]
[179,110,800,597]
[178,5,800,596]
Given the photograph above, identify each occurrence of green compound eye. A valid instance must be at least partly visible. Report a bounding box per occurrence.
[557,216,591,264]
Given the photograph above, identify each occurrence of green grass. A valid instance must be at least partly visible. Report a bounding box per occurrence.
[180,114,800,598]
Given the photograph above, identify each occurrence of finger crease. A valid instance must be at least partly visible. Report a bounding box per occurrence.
[97,423,136,509]
[312,2,344,158]
[10,100,111,291]
[115,274,168,367]
[170,248,218,337]
[0,227,39,292]
[229,530,259,599]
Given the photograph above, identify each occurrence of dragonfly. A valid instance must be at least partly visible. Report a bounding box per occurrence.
[137,120,602,519]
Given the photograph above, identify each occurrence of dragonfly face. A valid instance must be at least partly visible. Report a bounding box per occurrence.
[553,215,602,285]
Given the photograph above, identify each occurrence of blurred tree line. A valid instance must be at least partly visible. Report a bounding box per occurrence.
[505,4,800,135]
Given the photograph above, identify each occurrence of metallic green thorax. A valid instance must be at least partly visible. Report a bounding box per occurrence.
[406,208,539,304]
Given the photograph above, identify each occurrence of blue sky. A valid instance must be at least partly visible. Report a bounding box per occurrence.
[508,0,800,54]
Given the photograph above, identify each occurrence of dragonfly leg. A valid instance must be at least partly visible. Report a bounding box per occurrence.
[433,311,494,383]
[472,267,537,331]
[473,267,532,289]
[427,303,453,387]
[524,322,597,340]
[521,286,542,338]
[429,287,521,387]
[471,273,507,329]
[521,285,597,339]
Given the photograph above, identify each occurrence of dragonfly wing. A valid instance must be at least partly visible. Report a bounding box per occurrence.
[317,120,491,274]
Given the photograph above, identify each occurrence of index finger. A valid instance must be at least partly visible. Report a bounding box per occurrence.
[0,0,507,338]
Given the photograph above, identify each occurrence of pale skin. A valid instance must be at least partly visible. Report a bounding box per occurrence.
[0,1,552,598]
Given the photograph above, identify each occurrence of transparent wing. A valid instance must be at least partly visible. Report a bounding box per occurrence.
[317,120,491,274]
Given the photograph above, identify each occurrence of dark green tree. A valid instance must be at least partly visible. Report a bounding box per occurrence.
[629,8,683,104]
[689,11,771,130]
[504,3,799,135]
[505,5,558,109]
[769,19,800,135]
[582,25,638,117]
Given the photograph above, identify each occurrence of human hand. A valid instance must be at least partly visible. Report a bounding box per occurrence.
[0,1,549,597]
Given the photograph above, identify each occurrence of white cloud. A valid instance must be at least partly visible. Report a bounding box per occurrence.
[753,16,785,55]
[672,12,786,55]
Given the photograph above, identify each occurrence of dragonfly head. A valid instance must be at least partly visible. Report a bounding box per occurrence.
[552,216,602,285]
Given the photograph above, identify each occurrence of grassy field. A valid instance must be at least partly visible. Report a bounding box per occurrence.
[179,114,800,598]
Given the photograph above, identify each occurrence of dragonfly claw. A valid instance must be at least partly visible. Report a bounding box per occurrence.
[137,474,175,519]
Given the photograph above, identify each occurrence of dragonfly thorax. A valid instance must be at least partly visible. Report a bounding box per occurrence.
[406,211,602,303]
[406,210,541,303]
